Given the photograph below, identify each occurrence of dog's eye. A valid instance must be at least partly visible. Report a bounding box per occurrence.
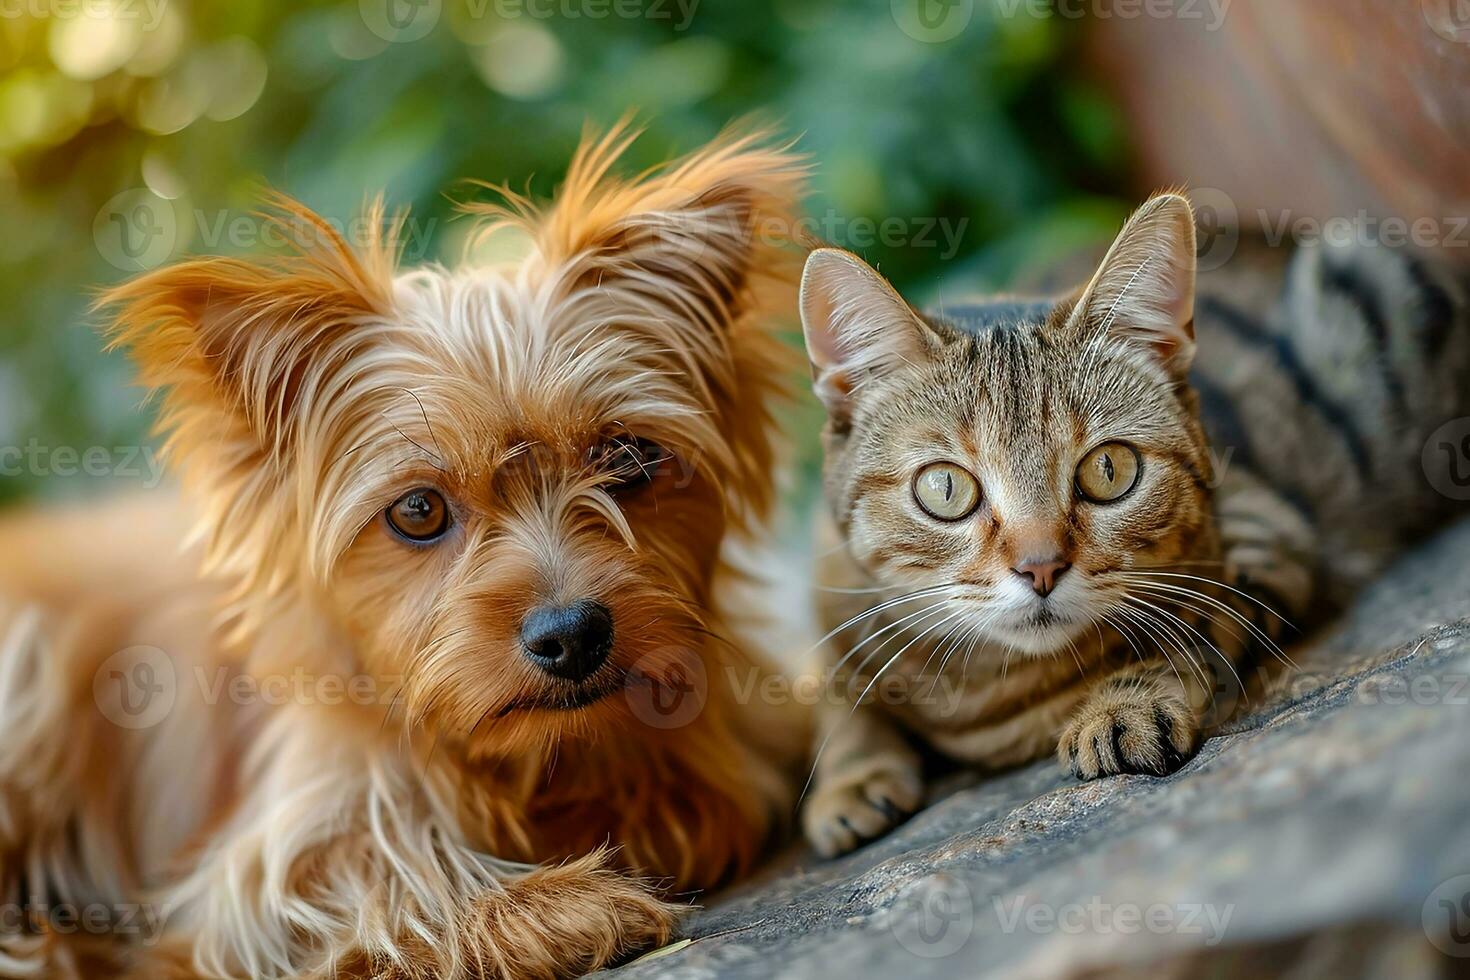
[386,488,450,542]
[594,437,672,492]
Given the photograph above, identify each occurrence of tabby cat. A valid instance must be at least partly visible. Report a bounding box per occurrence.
[798,194,1470,856]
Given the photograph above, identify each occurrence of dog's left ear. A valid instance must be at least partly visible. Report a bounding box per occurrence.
[534,124,808,334]
[98,194,398,457]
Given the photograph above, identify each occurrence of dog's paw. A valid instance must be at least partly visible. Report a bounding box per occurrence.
[802,763,924,858]
[469,850,682,979]
[1058,688,1198,780]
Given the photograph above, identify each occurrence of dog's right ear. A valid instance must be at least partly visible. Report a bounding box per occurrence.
[799,247,938,424]
[98,194,398,459]
[511,122,808,338]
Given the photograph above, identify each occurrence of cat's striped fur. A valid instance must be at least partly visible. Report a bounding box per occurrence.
[797,195,1470,856]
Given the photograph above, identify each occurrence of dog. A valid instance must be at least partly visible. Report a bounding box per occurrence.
[0,124,806,979]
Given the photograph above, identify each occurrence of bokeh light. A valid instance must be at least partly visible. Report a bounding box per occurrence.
[0,0,1126,505]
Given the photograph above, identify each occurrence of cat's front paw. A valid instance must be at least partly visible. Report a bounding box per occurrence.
[1058,687,1198,779]
[802,762,923,858]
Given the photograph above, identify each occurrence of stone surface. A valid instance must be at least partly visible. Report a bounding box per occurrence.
[604,520,1470,979]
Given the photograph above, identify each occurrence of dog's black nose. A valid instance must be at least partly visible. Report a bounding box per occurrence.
[520,600,614,682]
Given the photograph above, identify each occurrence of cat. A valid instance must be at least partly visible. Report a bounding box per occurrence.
[796,193,1470,856]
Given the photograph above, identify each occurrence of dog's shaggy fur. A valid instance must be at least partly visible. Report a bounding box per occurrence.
[0,126,806,978]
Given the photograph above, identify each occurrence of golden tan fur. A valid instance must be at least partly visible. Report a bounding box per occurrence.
[0,125,806,978]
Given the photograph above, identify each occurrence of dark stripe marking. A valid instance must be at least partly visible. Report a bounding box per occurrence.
[1198,295,1373,481]
[1404,254,1456,357]
[1321,260,1407,420]
[934,301,1055,338]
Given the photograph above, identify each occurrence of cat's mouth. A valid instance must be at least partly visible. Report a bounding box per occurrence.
[1021,606,1060,628]
[980,587,1095,655]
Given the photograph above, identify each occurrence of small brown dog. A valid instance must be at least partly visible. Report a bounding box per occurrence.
[0,126,805,978]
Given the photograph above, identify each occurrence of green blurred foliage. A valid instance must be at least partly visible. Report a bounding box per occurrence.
[0,0,1129,504]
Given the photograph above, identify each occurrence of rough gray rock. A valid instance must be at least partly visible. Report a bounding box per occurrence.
[605,520,1470,979]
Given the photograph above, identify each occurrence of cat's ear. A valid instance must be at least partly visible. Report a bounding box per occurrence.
[1072,193,1197,380]
[800,247,937,419]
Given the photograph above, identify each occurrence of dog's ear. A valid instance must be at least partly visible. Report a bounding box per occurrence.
[99,194,398,457]
[529,123,807,334]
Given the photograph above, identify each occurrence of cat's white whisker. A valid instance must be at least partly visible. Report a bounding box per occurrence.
[853,609,969,709]
[841,601,954,680]
[1120,593,1245,701]
[1119,571,1295,628]
[1121,578,1299,671]
[809,583,961,655]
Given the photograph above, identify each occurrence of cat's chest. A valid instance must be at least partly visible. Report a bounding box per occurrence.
[846,615,1097,733]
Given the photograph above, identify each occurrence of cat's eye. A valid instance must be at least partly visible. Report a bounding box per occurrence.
[1075,442,1141,503]
[386,488,451,542]
[913,462,981,521]
[593,437,672,492]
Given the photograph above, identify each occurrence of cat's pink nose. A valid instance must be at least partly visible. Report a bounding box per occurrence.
[1012,558,1071,597]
